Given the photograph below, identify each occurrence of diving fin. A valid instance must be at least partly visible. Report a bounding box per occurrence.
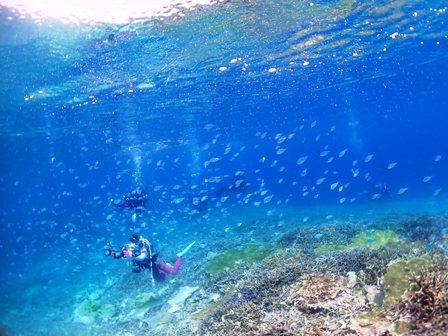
[176,241,196,257]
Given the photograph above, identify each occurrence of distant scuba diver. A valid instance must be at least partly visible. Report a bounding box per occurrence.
[216,171,250,197]
[105,234,195,284]
[370,183,390,200]
[192,191,209,212]
[110,188,147,211]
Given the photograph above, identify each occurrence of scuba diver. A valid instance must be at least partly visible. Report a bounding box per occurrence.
[192,191,209,212]
[216,171,250,198]
[370,183,390,200]
[110,188,147,211]
[104,234,195,284]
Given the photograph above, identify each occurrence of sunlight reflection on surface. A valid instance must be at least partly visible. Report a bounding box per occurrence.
[1,0,220,24]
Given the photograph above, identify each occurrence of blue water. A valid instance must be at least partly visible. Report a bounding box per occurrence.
[1,1,448,335]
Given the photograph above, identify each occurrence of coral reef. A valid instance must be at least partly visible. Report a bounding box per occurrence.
[205,243,275,276]
[29,214,446,336]
[381,258,429,308]
[276,222,359,252]
[387,258,448,335]
[259,311,299,336]
[315,229,403,254]
[285,273,364,314]
[397,215,448,242]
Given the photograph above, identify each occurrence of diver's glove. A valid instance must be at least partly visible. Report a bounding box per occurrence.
[176,241,196,257]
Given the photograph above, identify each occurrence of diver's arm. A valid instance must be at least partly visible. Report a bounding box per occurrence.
[105,247,131,259]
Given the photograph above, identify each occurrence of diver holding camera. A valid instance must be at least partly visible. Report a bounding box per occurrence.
[104,234,195,284]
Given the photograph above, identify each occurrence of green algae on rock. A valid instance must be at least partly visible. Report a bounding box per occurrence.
[73,298,109,325]
[381,258,429,308]
[315,229,403,254]
[205,243,274,276]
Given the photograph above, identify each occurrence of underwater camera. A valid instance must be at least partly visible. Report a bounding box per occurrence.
[103,242,114,256]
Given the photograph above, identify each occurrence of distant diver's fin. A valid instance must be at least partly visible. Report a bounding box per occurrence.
[176,241,196,257]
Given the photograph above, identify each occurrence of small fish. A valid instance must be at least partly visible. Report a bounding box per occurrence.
[397,187,408,195]
[320,150,330,157]
[352,168,359,177]
[433,189,441,196]
[296,156,308,165]
[311,120,317,128]
[277,136,286,144]
[263,195,274,203]
[338,149,348,158]
[300,169,307,177]
[316,177,326,185]
[339,197,346,204]
[330,182,339,190]
[364,154,374,163]
[387,162,397,169]
[276,148,286,155]
[434,154,443,162]
[422,176,432,183]
[171,197,185,204]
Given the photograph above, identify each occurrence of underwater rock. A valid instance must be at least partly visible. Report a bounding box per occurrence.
[364,285,384,308]
[72,298,101,325]
[167,286,198,313]
[351,319,392,336]
[133,292,165,319]
[346,271,357,288]
[120,287,168,321]
[191,288,238,323]
[315,229,402,254]
[205,243,275,276]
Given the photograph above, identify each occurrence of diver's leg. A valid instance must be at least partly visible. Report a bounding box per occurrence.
[157,257,182,275]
